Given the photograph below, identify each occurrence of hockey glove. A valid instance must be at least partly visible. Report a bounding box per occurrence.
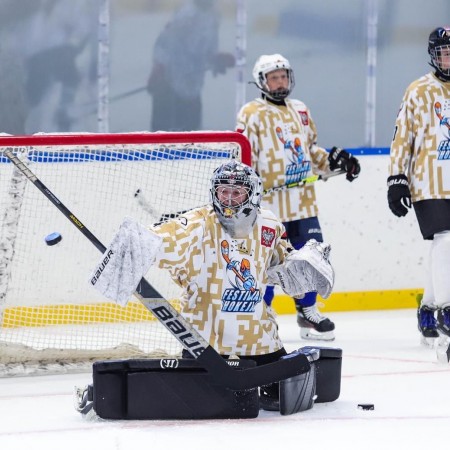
[267,240,334,299]
[89,217,163,306]
[328,147,361,182]
[387,174,412,217]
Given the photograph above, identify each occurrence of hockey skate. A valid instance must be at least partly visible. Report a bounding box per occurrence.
[436,306,450,363]
[417,303,439,348]
[296,304,335,341]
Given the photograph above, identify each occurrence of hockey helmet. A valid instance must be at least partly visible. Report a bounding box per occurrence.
[428,26,450,80]
[210,160,262,237]
[252,54,295,100]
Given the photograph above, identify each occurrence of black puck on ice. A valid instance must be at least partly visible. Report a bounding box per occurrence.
[45,232,62,246]
[358,404,374,410]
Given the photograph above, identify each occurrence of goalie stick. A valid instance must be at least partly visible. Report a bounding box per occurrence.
[135,169,346,222]
[4,149,311,390]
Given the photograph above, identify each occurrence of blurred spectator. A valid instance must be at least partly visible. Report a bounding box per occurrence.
[0,0,98,133]
[147,0,234,131]
[0,47,26,135]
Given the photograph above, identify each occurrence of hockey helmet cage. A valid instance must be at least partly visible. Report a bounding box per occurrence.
[252,54,295,100]
[210,161,262,237]
[428,26,450,80]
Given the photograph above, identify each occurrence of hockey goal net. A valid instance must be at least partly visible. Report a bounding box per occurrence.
[0,131,251,375]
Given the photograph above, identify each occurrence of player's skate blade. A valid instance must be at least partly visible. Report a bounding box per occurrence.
[296,305,335,341]
[300,327,335,341]
[436,336,450,364]
[420,335,437,348]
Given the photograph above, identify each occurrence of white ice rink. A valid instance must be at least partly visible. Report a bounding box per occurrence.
[1,309,449,450]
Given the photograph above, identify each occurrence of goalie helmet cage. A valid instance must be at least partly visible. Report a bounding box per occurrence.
[0,131,251,376]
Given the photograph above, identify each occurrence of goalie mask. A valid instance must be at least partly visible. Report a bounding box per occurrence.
[428,26,450,80]
[210,161,262,238]
[252,54,295,101]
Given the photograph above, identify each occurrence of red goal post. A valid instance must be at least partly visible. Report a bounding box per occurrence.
[0,131,251,375]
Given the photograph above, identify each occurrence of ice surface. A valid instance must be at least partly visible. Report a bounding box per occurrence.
[1,309,449,450]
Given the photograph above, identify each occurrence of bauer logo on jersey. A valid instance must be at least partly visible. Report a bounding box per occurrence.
[220,240,262,312]
[298,111,309,125]
[261,226,276,247]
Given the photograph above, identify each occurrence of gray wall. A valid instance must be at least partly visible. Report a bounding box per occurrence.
[0,0,448,146]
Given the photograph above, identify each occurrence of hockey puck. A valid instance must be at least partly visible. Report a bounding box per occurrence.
[358,404,374,411]
[45,232,62,246]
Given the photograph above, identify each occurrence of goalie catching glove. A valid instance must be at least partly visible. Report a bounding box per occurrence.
[267,239,335,299]
[328,147,360,182]
[89,217,163,306]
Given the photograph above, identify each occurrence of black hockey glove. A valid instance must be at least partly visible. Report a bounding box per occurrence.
[387,174,412,217]
[328,147,360,182]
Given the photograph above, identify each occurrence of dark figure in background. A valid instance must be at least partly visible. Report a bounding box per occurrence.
[1,0,98,133]
[0,48,26,134]
[147,0,234,131]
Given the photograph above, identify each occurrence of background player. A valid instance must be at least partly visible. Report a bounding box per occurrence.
[236,54,360,341]
[388,26,450,350]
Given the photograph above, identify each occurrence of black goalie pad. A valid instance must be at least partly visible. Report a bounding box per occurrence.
[279,347,319,415]
[259,346,342,416]
[301,346,343,403]
[279,346,342,414]
[89,358,259,420]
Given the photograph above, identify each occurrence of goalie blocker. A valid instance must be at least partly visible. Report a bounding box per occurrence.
[75,346,342,420]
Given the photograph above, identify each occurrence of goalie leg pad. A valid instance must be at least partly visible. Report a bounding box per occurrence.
[260,346,342,415]
[79,358,259,420]
[301,346,342,403]
[279,348,319,415]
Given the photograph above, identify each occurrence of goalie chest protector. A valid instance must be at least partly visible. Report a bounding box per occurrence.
[91,358,259,420]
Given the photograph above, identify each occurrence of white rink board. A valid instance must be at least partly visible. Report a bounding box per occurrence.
[314,154,427,292]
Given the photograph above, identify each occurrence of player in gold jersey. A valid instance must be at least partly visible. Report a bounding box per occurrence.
[236,54,360,340]
[90,161,335,409]
[388,27,450,351]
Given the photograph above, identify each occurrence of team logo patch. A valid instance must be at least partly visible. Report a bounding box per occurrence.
[261,226,276,247]
[298,111,309,125]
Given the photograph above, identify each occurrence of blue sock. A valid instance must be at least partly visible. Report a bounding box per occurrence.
[264,285,275,306]
[295,292,317,308]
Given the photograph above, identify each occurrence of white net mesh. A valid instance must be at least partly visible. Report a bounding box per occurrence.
[0,131,250,375]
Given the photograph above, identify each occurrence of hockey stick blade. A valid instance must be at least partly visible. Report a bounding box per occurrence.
[4,149,310,390]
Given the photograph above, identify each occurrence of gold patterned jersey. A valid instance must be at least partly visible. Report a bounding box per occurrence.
[236,97,331,222]
[389,72,450,201]
[151,205,288,356]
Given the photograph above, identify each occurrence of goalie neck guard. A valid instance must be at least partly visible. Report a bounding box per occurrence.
[210,161,262,238]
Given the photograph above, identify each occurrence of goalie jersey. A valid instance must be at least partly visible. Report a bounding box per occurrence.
[236,98,331,222]
[389,72,450,201]
[151,205,288,356]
